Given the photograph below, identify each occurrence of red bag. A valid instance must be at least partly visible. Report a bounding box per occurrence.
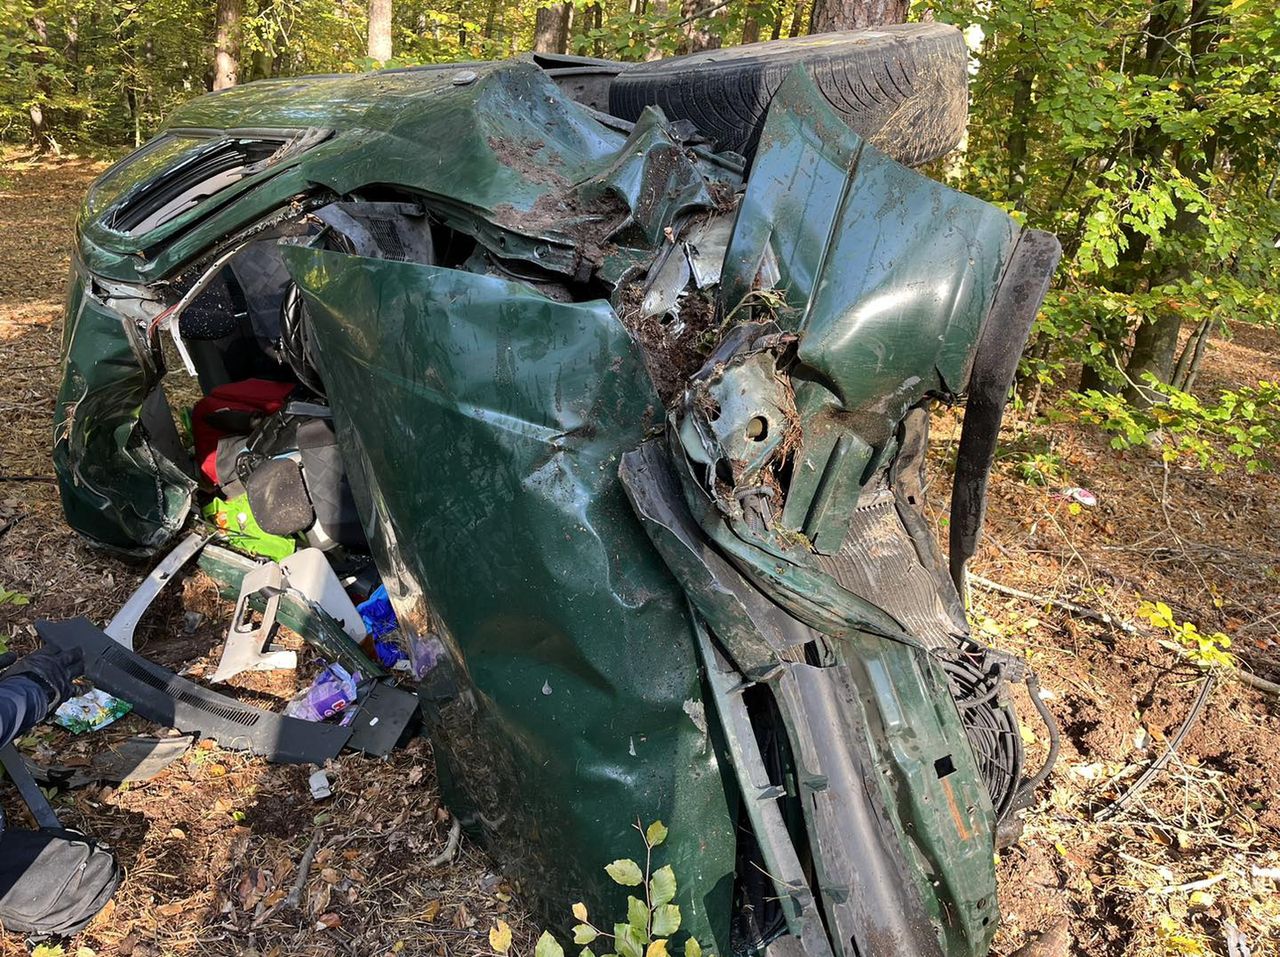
[191,379,294,485]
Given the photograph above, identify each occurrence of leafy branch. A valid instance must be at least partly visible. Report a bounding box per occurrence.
[492,820,706,957]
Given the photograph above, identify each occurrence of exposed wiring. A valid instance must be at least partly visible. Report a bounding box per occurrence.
[1093,672,1216,822]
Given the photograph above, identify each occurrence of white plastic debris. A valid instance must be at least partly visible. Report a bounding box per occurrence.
[309,769,333,800]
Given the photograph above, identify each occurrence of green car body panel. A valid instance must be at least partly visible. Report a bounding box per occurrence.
[53,53,1060,957]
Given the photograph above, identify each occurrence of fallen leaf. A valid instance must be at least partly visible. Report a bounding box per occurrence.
[315,912,341,930]
[490,919,513,953]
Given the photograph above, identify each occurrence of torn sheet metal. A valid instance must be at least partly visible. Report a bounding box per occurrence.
[622,442,999,957]
[285,248,737,947]
[628,68,1058,957]
[53,266,195,553]
[57,63,740,557]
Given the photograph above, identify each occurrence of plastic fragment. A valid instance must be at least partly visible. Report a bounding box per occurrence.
[54,687,133,733]
[309,769,333,800]
[284,663,360,723]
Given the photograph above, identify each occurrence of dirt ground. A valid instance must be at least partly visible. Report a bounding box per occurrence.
[1,151,1278,957]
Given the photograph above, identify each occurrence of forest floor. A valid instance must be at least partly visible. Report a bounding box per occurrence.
[1,150,1278,957]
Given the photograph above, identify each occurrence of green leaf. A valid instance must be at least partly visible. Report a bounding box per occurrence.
[651,904,681,936]
[645,820,668,847]
[614,924,645,957]
[649,864,676,906]
[572,902,589,922]
[627,896,649,932]
[574,925,599,945]
[536,932,566,957]
[606,859,644,887]
[684,938,701,957]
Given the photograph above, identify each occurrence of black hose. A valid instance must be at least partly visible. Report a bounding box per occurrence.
[1092,672,1216,822]
[1015,672,1061,803]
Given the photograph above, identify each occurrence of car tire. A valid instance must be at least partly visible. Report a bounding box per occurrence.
[609,23,969,166]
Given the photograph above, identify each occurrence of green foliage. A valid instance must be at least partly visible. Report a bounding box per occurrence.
[0,0,801,149]
[0,586,31,606]
[933,0,1280,391]
[1075,377,1280,473]
[605,859,643,887]
[1136,600,1234,670]
[546,821,710,957]
[536,931,567,957]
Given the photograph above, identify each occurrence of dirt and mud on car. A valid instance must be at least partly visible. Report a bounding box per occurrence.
[46,24,1062,957]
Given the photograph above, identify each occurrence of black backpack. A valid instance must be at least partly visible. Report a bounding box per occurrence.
[0,827,121,937]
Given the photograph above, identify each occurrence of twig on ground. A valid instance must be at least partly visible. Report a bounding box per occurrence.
[1233,668,1280,700]
[284,833,322,910]
[427,816,462,867]
[0,474,55,483]
[968,572,1139,635]
[1153,872,1227,894]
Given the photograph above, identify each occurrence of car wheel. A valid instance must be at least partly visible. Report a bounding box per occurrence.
[609,22,969,166]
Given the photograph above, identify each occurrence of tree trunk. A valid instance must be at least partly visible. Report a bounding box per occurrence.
[787,0,807,36]
[742,15,760,43]
[1181,322,1212,392]
[213,0,242,90]
[1124,312,1184,404]
[809,0,907,32]
[368,0,392,61]
[679,0,722,53]
[28,12,55,151]
[1007,64,1033,207]
[587,2,602,55]
[645,0,668,58]
[483,0,500,39]
[533,3,571,53]
[1172,318,1211,390]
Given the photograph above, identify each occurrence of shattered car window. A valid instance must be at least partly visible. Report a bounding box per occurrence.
[82,132,210,224]
[105,136,293,236]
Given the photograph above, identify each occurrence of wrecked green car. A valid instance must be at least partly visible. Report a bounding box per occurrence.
[53,25,1060,957]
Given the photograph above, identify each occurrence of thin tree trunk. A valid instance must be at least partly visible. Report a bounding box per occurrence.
[742,15,760,43]
[1007,64,1033,207]
[770,1,785,39]
[213,0,242,90]
[29,12,55,151]
[645,0,668,58]
[65,14,79,86]
[587,2,602,55]
[809,0,907,32]
[1182,323,1212,392]
[533,3,571,53]
[483,0,500,39]
[368,0,392,61]
[1172,319,1208,391]
[680,0,721,53]
[787,0,807,36]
